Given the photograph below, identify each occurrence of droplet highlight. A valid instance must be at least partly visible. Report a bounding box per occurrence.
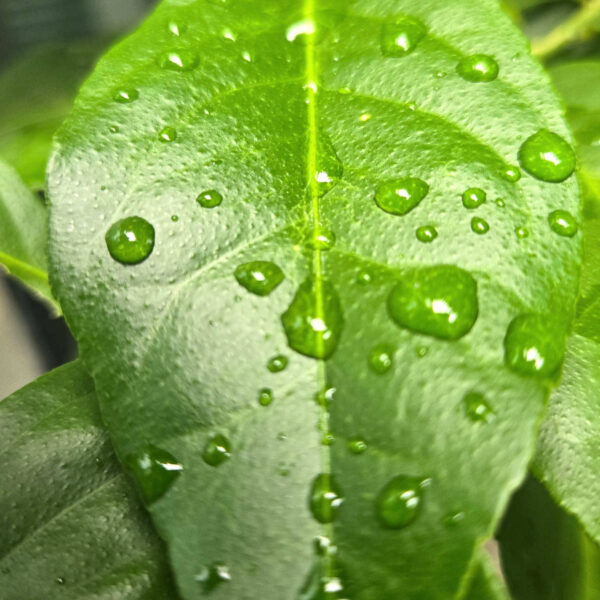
[158,49,199,71]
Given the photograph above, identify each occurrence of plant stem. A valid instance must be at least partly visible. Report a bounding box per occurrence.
[532,0,600,59]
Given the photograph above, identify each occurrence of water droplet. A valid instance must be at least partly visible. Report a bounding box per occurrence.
[241,50,252,62]
[171,214,179,222]
[462,187,486,209]
[234,261,284,296]
[309,473,343,524]
[357,269,373,285]
[299,566,345,600]
[277,432,288,441]
[359,112,372,123]
[314,535,335,557]
[109,125,119,133]
[197,189,223,208]
[125,444,182,504]
[158,126,177,142]
[306,227,336,251]
[416,345,429,358]
[463,392,494,422]
[195,563,231,592]
[515,226,529,239]
[456,54,499,82]
[496,198,506,208]
[105,216,155,265]
[158,49,199,71]
[518,129,576,183]
[442,511,465,528]
[548,210,578,237]
[503,166,521,182]
[267,354,288,373]
[416,225,438,243]
[381,17,426,57]
[281,278,344,360]
[376,475,424,529]
[258,388,273,406]
[321,432,335,446]
[471,217,490,235]
[286,18,315,42]
[202,434,231,467]
[388,265,478,340]
[504,314,565,377]
[348,438,368,455]
[56,577,65,585]
[168,21,187,36]
[314,386,336,408]
[368,344,395,374]
[375,178,429,216]
[313,136,343,197]
[113,88,139,103]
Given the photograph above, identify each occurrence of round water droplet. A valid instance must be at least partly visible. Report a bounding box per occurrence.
[515,226,529,239]
[471,217,490,235]
[168,21,187,36]
[496,198,506,208]
[388,265,478,340]
[105,216,155,265]
[357,269,373,285]
[368,344,395,374]
[518,129,576,183]
[381,17,426,57]
[463,392,494,422]
[504,166,521,182]
[462,187,486,209]
[109,125,119,133]
[202,434,231,467]
[234,261,284,296]
[197,189,223,208]
[416,345,429,358]
[548,210,578,237]
[309,473,343,524]
[307,227,336,250]
[376,475,424,529]
[267,354,288,373]
[321,432,335,446]
[416,225,438,243]
[456,54,499,82]
[195,563,231,592]
[125,444,182,505]
[504,314,565,377]
[171,215,179,222]
[281,278,344,360]
[113,88,139,103]
[375,177,429,216]
[158,126,177,142]
[158,49,199,71]
[348,438,368,455]
[258,388,273,406]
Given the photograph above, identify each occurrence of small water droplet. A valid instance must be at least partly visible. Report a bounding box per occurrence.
[548,210,578,237]
[504,314,565,377]
[442,511,465,528]
[321,431,335,446]
[314,386,336,408]
[515,226,529,239]
[197,189,223,208]
[456,54,499,82]
[195,563,231,592]
[267,354,288,373]
[105,216,155,265]
[168,21,187,36]
[56,577,65,585]
[158,49,199,71]
[202,434,231,467]
[416,345,429,358]
[258,388,273,406]
[503,166,521,182]
[416,225,438,243]
[496,198,505,208]
[158,126,177,142]
[471,217,490,235]
[241,50,252,62]
[375,177,429,216]
[281,278,344,360]
[368,344,395,374]
[109,125,119,133]
[277,432,288,441]
[309,473,343,523]
[171,214,179,222]
[376,475,424,529]
[234,261,284,296]
[518,129,576,182]
[125,444,182,505]
[357,269,373,285]
[306,226,336,251]
[113,88,139,103]
[462,187,486,209]
[359,112,372,123]
[380,17,426,57]
[463,392,494,422]
[348,438,368,454]
[388,265,478,340]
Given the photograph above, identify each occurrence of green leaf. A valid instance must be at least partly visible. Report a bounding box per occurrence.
[0,361,178,599]
[498,475,600,600]
[0,158,59,311]
[48,0,581,597]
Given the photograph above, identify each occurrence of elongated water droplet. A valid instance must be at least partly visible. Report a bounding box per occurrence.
[168,21,187,36]
[548,210,578,237]
[348,438,368,455]
[462,187,486,209]
[56,577,65,585]
[442,511,465,528]
[463,392,494,422]
[518,129,576,182]
[267,354,288,373]
[309,473,343,524]
[375,177,429,216]
[368,344,395,374]
[504,314,565,377]
[202,434,231,467]
[381,17,426,57]
[197,189,223,208]
[313,136,343,197]
[416,225,438,243]
[158,49,199,71]
[113,88,139,103]
[456,54,499,82]
[376,475,424,529]
[195,563,231,592]
[388,265,478,340]
[105,216,155,265]
[471,217,490,235]
[281,278,344,359]
[258,388,274,406]
[125,444,182,505]
[234,261,284,296]
[158,126,177,142]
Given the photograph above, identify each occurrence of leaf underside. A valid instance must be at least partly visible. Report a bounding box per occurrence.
[48,0,580,598]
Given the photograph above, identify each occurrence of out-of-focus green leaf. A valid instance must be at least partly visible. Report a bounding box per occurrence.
[463,547,511,600]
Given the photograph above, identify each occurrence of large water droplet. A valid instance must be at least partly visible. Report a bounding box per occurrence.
[381,17,426,57]
[462,187,486,209]
[234,261,284,296]
[375,177,429,216]
[202,434,232,467]
[518,129,576,183]
[158,49,199,71]
[416,225,438,243]
[548,210,578,237]
[195,563,231,592]
[463,392,494,422]
[125,444,182,505]
[105,216,155,265]
[456,54,499,82]
[471,217,490,235]
[281,278,344,359]
[267,354,288,373]
[113,88,139,103]
[376,475,424,529]
[158,126,177,142]
[504,314,565,377]
[309,473,343,524]
[197,189,223,208]
[388,265,478,340]
[368,344,395,374]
